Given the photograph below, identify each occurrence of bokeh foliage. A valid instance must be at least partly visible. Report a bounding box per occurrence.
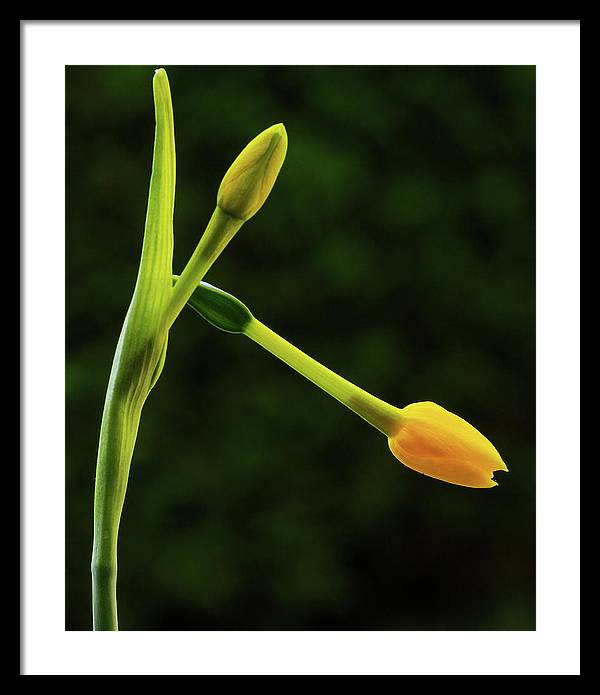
[66,65,535,630]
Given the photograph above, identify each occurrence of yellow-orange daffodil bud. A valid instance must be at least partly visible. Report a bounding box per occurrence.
[185,283,508,490]
[388,401,508,488]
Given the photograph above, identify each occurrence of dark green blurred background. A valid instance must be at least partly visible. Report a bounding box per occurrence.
[66,66,535,631]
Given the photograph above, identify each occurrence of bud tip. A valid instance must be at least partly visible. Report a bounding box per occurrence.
[217,122,289,221]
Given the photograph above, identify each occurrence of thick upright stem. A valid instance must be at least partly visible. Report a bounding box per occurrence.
[91,371,143,630]
[91,554,118,631]
[91,69,176,631]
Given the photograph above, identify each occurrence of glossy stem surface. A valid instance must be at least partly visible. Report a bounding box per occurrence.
[244,318,403,437]
[166,207,243,328]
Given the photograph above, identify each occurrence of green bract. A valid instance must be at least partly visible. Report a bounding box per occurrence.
[184,280,253,334]
[91,69,287,630]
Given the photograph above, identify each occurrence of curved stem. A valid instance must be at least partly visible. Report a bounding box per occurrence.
[165,207,243,329]
[244,319,403,437]
[91,68,175,631]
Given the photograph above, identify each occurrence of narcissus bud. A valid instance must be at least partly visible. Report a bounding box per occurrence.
[186,282,508,490]
[165,125,288,328]
[217,123,288,221]
[389,402,508,488]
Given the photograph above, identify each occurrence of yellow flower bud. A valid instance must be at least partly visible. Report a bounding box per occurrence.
[186,283,508,490]
[217,123,288,221]
[388,402,508,488]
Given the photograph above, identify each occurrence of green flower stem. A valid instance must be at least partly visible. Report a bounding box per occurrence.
[244,318,403,437]
[185,281,404,437]
[91,68,176,631]
[92,384,143,631]
[165,207,243,329]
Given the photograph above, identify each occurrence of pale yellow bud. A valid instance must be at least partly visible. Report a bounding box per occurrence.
[217,123,288,221]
